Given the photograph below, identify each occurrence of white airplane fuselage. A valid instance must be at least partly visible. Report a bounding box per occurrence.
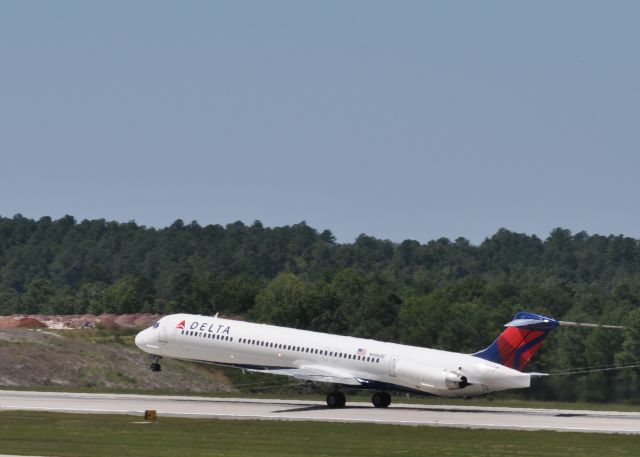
[135,313,531,398]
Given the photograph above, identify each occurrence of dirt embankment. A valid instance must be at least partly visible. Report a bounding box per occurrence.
[0,313,160,330]
[0,315,235,393]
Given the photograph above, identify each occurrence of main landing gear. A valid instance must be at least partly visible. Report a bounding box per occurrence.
[325,391,392,408]
[326,392,346,408]
[149,355,162,372]
[371,392,391,408]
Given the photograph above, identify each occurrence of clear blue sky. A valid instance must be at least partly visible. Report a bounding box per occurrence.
[1,1,638,244]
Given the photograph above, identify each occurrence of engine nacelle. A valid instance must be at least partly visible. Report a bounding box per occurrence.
[444,370,470,390]
[396,360,470,391]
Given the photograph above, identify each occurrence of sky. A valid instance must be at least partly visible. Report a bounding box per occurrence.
[1,1,639,244]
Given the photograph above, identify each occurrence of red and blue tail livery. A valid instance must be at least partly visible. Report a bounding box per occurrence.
[472,312,559,371]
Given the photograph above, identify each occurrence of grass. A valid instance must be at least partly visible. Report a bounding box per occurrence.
[0,411,639,457]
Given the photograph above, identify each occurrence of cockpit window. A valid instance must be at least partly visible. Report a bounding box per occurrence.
[153,322,160,329]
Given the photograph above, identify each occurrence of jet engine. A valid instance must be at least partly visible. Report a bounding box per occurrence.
[396,360,471,391]
[444,370,470,389]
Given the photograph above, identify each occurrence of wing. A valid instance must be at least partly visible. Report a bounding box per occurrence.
[247,365,364,386]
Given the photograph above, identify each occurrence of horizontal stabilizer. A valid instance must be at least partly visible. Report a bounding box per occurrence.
[558,321,624,330]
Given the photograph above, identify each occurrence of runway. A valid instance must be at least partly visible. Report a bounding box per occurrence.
[1,390,639,434]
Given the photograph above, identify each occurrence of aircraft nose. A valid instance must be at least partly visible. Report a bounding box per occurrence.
[135,328,152,351]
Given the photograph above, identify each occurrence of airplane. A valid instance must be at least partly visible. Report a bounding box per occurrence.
[134,311,621,408]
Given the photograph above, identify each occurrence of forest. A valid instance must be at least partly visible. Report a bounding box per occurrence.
[1,214,640,403]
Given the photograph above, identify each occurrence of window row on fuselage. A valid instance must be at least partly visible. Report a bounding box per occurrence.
[179,328,381,364]
[237,337,381,364]
[181,329,233,342]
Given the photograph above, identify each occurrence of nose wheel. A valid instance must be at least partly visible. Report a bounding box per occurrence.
[149,355,162,372]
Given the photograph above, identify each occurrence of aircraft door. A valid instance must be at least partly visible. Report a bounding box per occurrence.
[159,323,168,344]
[389,356,398,377]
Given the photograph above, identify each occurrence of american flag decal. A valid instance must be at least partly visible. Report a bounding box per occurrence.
[357,348,367,356]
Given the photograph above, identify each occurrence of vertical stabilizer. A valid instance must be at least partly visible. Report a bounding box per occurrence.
[472,312,559,371]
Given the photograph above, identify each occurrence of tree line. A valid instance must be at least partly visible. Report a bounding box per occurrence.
[1,214,639,402]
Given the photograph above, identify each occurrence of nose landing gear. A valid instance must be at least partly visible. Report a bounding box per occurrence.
[149,355,162,372]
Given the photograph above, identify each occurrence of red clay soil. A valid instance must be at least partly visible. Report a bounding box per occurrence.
[0,314,162,330]
[0,316,47,329]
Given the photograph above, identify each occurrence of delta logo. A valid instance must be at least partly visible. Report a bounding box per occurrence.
[176,320,186,329]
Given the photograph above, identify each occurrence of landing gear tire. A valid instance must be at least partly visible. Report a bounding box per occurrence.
[372,392,391,408]
[326,392,346,408]
[149,355,162,372]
